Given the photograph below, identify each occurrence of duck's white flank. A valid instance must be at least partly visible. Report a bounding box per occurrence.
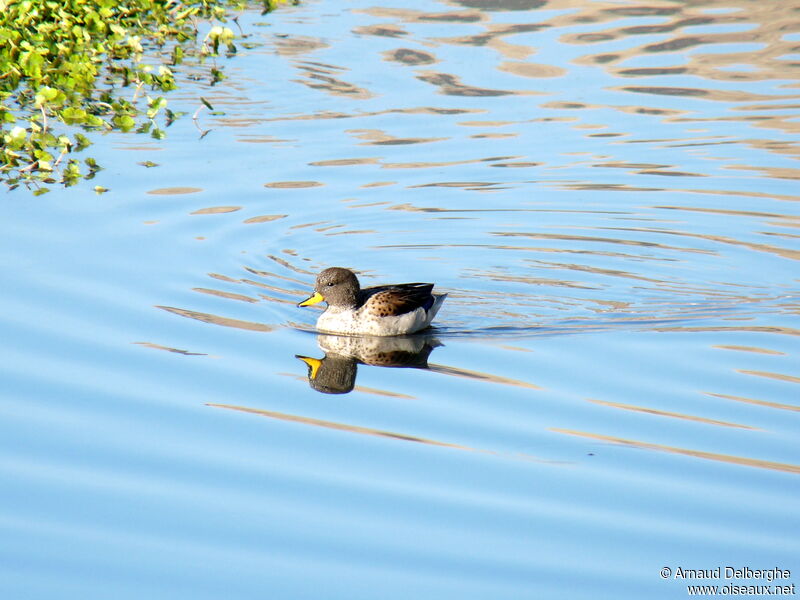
[317,294,446,336]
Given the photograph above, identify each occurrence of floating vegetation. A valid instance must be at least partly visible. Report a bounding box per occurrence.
[0,0,291,193]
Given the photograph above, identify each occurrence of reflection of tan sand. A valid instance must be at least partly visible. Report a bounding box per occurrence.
[428,364,541,390]
[133,341,207,356]
[706,392,800,413]
[355,0,800,144]
[208,402,473,451]
[207,402,565,465]
[552,428,800,474]
[157,306,274,332]
[587,398,758,430]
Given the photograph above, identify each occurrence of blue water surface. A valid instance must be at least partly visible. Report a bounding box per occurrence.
[1,0,798,598]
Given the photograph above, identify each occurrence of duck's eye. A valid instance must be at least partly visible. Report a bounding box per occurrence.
[326,282,335,287]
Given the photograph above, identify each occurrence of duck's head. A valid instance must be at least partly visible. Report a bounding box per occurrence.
[298,267,360,308]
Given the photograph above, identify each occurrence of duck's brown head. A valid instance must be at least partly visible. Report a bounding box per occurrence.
[298,267,360,309]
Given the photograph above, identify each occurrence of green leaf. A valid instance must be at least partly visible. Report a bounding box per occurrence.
[7,126,27,146]
[171,45,184,65]
[75,134,91,150]
[64,159,81,177]
[34,86,59,107]
[146,96,167,119]
[34,149,55,163]
[112,114,136,130]
[60,106,88,125]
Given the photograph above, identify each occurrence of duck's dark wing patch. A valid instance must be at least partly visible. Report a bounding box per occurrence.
[362,283,435,317]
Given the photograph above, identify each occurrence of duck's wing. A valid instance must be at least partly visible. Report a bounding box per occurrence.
[361,283,436,316]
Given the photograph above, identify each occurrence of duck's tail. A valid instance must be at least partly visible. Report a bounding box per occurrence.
[426,293,447,324]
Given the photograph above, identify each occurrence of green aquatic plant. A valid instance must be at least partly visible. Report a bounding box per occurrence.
[0,0,290,193]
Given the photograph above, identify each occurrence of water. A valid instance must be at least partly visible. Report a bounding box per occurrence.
[2,0,799,597]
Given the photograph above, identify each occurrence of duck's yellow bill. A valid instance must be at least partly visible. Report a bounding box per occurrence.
[298,291,324,307]
[296,355,322,379]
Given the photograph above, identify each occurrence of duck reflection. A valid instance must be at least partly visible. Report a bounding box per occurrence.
[296,333,442,394]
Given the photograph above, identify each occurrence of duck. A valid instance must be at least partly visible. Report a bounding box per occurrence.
[298,267,447,336]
